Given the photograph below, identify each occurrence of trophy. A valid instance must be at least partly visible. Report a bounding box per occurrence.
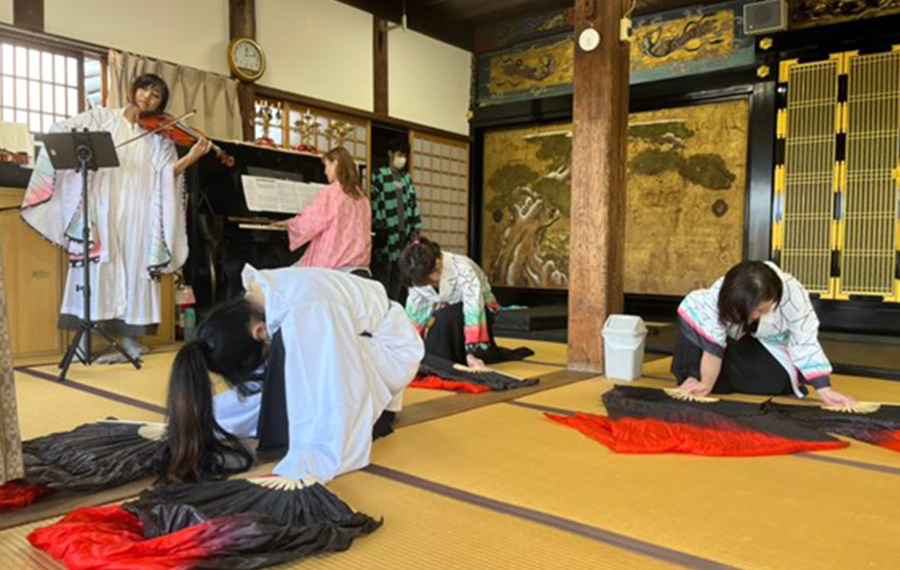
[325,119,354,151]
[292,109,321,154]
[254,101,281,147]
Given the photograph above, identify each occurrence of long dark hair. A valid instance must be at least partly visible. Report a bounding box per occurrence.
[163,297,265,482]
[399,236,442,287]
[130,73,170,113]
[324,147,364,199]
[717,261,783,328]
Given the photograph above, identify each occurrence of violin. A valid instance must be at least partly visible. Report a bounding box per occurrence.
[0,149,28,165]
[137,111,236,167]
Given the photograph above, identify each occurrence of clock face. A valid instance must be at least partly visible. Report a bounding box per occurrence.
[234,41,262,73]
[229,38,265,81]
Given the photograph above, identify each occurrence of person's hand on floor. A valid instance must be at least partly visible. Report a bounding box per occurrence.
[817,387,858,407]
[466,354,486,370]
[678,377,714,397]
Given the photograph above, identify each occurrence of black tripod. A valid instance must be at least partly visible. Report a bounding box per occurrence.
[43,129,142,381]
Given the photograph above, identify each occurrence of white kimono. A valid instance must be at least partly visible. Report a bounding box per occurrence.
[21,108,186,327]
[215,265,424,483]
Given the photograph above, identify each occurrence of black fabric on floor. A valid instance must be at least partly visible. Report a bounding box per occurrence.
[419,354,539,391]
[16,422,165,492]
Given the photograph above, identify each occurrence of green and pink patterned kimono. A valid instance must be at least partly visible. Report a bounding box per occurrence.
[406,252,499,354]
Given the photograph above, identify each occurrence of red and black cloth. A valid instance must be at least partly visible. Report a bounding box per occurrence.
[29,478,380,570]
[763,401,900,453]
[0,422,167,512]
[411,354,539,393]
[548,386,900,457]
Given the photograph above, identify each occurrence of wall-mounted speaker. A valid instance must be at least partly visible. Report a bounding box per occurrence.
[743,0,788,35]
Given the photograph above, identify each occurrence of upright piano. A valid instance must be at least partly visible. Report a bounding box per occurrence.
[184,140,332,312]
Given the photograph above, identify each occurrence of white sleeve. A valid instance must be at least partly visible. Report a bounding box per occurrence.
[213,386,262,438]
[155,138,188,273]
[781,277,832,383]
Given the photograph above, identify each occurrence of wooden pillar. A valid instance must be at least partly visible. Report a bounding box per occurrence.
[14,0,43,32]
[229,0,256,142]
[374,17,389,116]
[567,0,630,372]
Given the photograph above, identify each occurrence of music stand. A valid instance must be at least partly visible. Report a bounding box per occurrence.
[42,129,142,381]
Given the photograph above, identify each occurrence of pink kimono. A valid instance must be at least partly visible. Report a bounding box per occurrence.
[286,181,371,270]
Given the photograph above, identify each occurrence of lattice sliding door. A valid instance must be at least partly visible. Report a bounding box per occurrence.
[774,56,841,296]
[839,50,900,300]
[775,49,900,302]
[410,132,470,255]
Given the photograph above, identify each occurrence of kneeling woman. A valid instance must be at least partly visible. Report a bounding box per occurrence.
[674,260,856,406]
[400,237,532,369]
[166,265,424,483]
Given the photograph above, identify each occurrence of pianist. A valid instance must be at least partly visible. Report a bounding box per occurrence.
[271,147,371,276]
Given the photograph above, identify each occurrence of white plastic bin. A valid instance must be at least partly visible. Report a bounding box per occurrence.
[601,315,647,381]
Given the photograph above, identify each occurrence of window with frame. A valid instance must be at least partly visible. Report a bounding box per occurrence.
[0,36,102,134]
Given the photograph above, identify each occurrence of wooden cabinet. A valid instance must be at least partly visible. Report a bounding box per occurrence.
[141,274,175,347]
[0,187,175,360]
[0,187,66,358]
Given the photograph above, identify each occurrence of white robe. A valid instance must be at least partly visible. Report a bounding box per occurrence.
[21,108,186,326]
[214,265,424,483]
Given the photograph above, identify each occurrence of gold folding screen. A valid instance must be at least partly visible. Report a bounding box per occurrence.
[775,49,900,301]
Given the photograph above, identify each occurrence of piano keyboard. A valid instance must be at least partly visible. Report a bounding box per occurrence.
[238,223,287,231]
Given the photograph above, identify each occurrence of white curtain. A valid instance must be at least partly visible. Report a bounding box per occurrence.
[108,50,243,141]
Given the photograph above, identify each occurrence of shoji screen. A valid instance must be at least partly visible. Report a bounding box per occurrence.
[410,132,470,255]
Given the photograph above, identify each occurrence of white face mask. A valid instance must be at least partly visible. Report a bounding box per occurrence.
[392,156,407,170]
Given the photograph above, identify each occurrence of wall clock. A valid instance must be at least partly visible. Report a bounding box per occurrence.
[228,37,266,82]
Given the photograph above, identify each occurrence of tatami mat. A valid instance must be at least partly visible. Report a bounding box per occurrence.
[483,358,562,378]
[0,471,693,570]
[400,387,455,405]
[28,353,176,408]
[369,401,900,570]
[13,371,163,440]
[8,340,900,570]
[497,336,568,366]
[26,352,455,410]
[640,356,677,378]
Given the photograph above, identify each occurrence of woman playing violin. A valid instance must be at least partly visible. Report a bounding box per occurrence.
[125,78,213,174]
[22,74,212,362]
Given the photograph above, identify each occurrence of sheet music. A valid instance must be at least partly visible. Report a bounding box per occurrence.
[0,122,35,157]
[241,175,325,214]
